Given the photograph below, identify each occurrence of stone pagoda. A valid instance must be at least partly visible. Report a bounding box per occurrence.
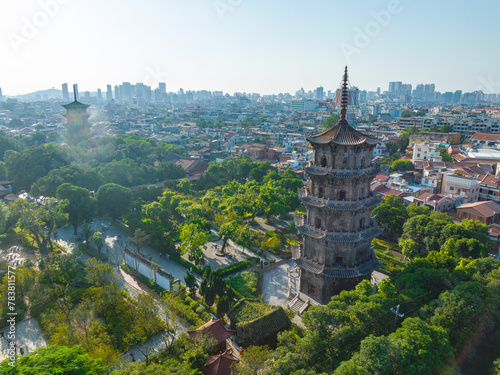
[62,84,90,145]
[294,67,382,303]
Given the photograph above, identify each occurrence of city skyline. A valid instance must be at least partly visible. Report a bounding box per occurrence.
[1,0,499,96]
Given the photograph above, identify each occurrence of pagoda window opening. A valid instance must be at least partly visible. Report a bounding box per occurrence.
[360,157,365,168]
[318,186,324,198]
[315,218,322,229]
[343,156,348,166]
[321,156,327,167]
[359,218,365,229]
[335,256,343,266]
[339,191,346,201]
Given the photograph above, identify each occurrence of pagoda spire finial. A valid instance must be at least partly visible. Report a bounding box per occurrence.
[340,66,348,121]
[73,84,78,102]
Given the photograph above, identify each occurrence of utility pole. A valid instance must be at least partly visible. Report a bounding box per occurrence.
[390,304,405,330]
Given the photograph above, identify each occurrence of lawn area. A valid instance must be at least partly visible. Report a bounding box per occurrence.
[226,270,259,298]
[372,238,399,252]
[374,247,409,276]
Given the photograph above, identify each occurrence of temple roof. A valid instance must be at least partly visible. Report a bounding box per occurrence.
[204,351,238,375]
[306,119,379,146]
[62,100,89,109]
[188,319,235,345]
[306,66,378,146]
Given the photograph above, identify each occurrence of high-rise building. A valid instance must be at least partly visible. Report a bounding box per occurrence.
[453,90,462,104]
[97,89,102,101]
[294,67,381,303]
[388,81,402,97]
[63,85,90,145]
[106,85,113,101]
[114,85,121,101]
[291,99,304,111]
[0,87,3,101]
[159,82,166,94]
[315,86,324,101]
[121,82,133,102]
[62,83,69,102]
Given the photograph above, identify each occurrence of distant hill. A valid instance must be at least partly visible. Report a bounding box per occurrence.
[9,88,63,101]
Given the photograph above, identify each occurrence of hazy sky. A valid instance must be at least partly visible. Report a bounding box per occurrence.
[1,0,499,96]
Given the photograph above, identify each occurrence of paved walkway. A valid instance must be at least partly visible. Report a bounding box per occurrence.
[181,238,247,271]
[56,218,191,283]
[55,222,193,365]
[0,318,48,361]
[261,260,296,308]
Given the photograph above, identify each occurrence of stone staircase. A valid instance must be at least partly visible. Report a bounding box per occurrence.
[287,295,311,315]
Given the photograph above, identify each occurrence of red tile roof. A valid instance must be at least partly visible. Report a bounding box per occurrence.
[480,174,500,188]
[188,319,235,345]
[458,201,500,218]
[470,133,500,141]
[376,187,403,196]
[204,351,238,375]
[373,174,389,183]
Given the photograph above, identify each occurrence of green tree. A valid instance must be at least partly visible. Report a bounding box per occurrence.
[96,183,133,220]
[438,148,453,162]
[232,345,272,375]
[218,220,239,252]
[176,179,193,195]
[321,115,340,130]
[406,204,431,218]
[440,124,452,133]
[131,228,150,254]
[184,271,197,291]
[216,294,230,317]
[401,214,432,255]
[17,198,68,253]
[453,238,489,259]
[56,183,96,234]
[82,222,94,251]
[399,130,410,151]
[372,194,408,239]
[179,222,211,266]
[4,143,67,190]
[0,345,107,374]
[92,231,104,252]
[391,159,414,172]
[386,141,399,156]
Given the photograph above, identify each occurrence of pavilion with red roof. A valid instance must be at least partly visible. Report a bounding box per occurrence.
[204,351,238,375]
[188,318,236,353]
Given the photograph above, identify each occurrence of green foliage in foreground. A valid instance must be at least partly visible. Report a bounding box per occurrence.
[0,345,107,375]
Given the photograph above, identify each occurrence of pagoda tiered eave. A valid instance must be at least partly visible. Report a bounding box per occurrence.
[296,224,382,243]
[295,257,381,278]
[305,164,380,178]
[298,190,381,210]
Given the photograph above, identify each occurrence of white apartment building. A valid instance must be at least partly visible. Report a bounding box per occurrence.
[412,142,440,161]
[441,173,480,203]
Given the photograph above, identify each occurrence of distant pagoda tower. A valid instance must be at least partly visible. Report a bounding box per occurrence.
[62,84,90,145]
[294,67,382,303]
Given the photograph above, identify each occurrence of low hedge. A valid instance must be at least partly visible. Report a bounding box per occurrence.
[77,243,108,262]
[173,257,203,275]
[121,264,210,328]
[218,257,259,277]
